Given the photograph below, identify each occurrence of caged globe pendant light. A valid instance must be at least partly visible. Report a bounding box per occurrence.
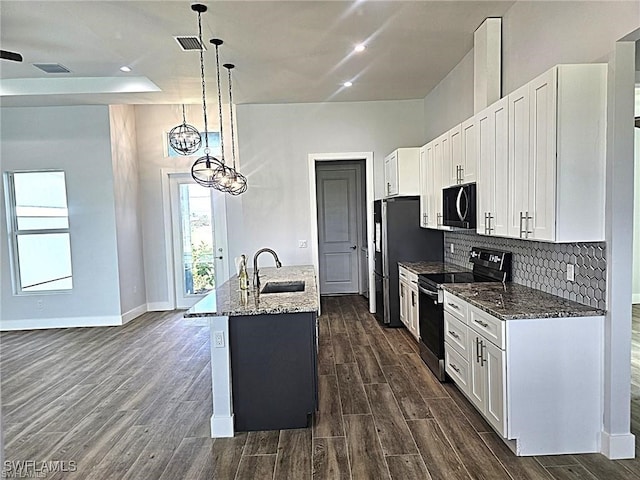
[223,63,248,195]
[189,4,226,188]
[168,104,201,155]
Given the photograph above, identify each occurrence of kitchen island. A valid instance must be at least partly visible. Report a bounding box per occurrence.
[185,265,319,437]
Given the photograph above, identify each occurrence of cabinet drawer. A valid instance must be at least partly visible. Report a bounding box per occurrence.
[443,291,467,322]
[468,305,504,349]
[399,266,418,284]
[445,346,470,395]
[444,311,469,358]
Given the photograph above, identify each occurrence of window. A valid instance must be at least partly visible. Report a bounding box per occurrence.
[4,171,73,293]
[167,131,220,158]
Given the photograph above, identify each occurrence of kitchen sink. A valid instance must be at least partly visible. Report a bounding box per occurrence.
[260,280,305,294]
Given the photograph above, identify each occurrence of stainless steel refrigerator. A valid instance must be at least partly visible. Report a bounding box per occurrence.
[373,197,444,327]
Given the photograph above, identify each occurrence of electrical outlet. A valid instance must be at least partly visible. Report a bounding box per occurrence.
[566,264,575,282]
[298,240,308,248]
[36,299,44,310]
[450,243,454,254]
[213,331,225,348]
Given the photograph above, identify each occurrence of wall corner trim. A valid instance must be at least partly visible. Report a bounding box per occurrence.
[210,414,235,438]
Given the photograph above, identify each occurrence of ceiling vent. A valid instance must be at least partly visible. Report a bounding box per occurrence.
[33,63,71,73]
[175,36,205,51]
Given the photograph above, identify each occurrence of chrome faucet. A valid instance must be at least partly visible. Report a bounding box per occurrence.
[253,248,282,290]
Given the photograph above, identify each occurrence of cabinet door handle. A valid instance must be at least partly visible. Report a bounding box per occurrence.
[475,337,482,363]
[447,302,460,310]
[448,330,460,340]
[484,212,488,234]
[387,182,391,195]
[487,213,494,234]
[449,362,461,374]
[519,211,525,238]
[474,319,489,328]
[525,211,533,238]
[411,291,416,307]
[480,341,487,367]
[459,165,464,182]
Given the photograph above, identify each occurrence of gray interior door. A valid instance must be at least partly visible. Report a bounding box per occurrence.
[316,165,361,294]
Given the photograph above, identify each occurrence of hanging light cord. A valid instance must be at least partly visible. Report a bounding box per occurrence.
[226,66,237,169]
[214,42,225,163]
[181,104,187,124]
[197,10,209,152]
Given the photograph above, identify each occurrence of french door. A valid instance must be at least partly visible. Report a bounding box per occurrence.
[169,173,228,308]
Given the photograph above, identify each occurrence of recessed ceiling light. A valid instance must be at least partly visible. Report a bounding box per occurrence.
[343,81,353,87]
[120,66,132,73]
[354,44,366,53]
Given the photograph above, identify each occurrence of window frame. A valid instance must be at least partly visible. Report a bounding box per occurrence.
[4,170,73,295]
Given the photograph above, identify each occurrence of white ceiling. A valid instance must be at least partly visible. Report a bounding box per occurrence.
[0,1,516,107]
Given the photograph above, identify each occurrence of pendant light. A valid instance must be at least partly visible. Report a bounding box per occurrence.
[168,104,201,155]
[206,38,236,193]
[223,63,248,195]
[189,4,226,188]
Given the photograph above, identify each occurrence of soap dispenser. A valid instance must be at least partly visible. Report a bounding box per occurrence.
[238,254,249,290]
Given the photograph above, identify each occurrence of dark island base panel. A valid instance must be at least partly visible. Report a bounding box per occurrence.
[230,312,318,432]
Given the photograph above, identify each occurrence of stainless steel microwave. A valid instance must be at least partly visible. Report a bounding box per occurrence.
[442,183,476,229]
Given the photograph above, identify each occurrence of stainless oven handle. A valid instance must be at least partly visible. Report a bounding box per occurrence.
[418,286,439,297]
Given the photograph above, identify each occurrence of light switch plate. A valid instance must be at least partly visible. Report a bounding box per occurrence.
[213,331,225,348]
[298,240,308,248]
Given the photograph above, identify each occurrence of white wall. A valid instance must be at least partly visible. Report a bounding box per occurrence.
[502,1,640,94]
[136,100,424,308]
[633,123,640,302]
[135,104,221,309]
[423,2,640,144]
[423,50,474,142]
[230,100,424,266]
[109,105,147,319]
[0,106,122,328]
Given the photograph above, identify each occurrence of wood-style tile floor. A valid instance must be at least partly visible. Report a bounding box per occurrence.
[1,296,640,479]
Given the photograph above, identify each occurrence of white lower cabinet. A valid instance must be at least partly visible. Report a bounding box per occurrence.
[399,267,419,341]
[443,291,604,456]
[468,331,506,436]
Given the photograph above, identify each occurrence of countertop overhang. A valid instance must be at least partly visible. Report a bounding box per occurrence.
[184,265,318,317]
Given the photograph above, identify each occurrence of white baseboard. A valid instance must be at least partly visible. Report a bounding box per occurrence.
[121,304,147,324]
[147,301,174,311]
[0,315,123,331]
[210,414,234,438]
[600,431,636,459]
[632,293,640,304]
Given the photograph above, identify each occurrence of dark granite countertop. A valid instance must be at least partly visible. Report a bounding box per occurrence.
[398,261,471,276]
[442,282,605,320]
[184,265,318,317]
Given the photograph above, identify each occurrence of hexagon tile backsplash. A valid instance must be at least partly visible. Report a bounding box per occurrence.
[443,231,606,310]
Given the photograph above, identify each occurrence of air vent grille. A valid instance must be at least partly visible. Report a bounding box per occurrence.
[175,36,205,51]
[33,63,71,74]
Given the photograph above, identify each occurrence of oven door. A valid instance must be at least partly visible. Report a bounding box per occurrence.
[418,284,445,381]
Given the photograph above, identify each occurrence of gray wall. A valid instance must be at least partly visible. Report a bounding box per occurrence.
[0,106,122,326]
[109,105,147,316]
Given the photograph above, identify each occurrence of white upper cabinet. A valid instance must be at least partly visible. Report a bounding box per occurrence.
[477,97,509,236]
[419,145,429,228]
[448,125,462,187]
[384,147,420,197]
[460,117,478,184]
[507,64,606,242]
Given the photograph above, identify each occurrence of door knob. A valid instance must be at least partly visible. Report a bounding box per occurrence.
[350,245,357,250]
